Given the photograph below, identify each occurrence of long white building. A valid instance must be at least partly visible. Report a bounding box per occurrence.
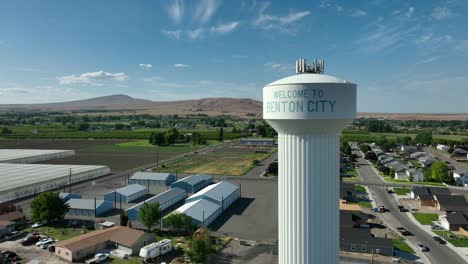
[0,149,75,163]
[0,163,110,203]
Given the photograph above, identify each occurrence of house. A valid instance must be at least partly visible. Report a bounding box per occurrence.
[377,154,390,161]
[340,210,368,228]
[373,149,384,156]
[454,170,468,187]
[239,138,275,146]
[104,184,147,203]
[418,156,435,168]
[440,212,468,231]
[59,192,82,202]
[405,169,424,182]
[129,172,176,187]
[401,145,418,154]
[410,187,450,207]
[340,228,394,257]
[410,152,427,160]
[170,174,213,193]
[67,199,114,217]
[380,157,395,165]
[434,194,468,212]
[54,226,154,262]
[452,148,468,158]
[340,183,356,202]
[437,144,450,152]
[0,220,15,238]
[0,211,26,226]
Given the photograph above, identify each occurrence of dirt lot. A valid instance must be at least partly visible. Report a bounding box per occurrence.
[0,139,186,173]
[0,240,67,264]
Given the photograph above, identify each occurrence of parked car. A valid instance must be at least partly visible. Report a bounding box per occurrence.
[36,238,53,247]
[40,239,55,249]
[5,231,23,240]
[415,242,429,252]
[85,253,110,264]
[378,206,387,213]
[433,236,447,244]
[31,222,46,228]
[431,224,444,230]
[21,234,40,246]
[397,227,411,236]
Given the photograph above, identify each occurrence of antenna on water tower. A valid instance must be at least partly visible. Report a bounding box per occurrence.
[295,58,325,74]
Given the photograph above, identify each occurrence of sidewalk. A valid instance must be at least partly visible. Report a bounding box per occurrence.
[405,212,468,263]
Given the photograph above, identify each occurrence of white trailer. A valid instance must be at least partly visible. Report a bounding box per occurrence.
[139,239,173,260]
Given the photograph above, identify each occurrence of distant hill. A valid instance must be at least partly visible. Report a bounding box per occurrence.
[0,94,263,117]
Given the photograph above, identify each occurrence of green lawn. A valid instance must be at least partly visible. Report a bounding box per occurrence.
[110,258,143,264]
[383,177,446,186]
[23,225,93,241]
[433,231,468,247]
[344,167,360,181]
[393,188,411,195]
[393,238,415,253]
[408,160,422,168]
[354,185,367,193]
[413,213,439,225]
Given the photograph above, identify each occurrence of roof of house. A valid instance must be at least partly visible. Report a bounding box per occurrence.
[412,187,430,196]
[54,226,146,251]
[67,199,110,210]
[407,168,422,174]
[114,184,147,196]
[0,220,15,228]
[410,152,427,158]
[435,194,468,211]
[0,211,25,221]
[445,212,468,225]
[340,210,368,228]
[429,188,451,195]
[418,194,434,201]
[130,172,174,181]
[340,227,393,247]
[173,174,213,186]
[188,181,239,203]
[126,187,186,212]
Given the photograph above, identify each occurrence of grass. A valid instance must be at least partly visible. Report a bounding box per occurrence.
[110,258,142,264]
[383,177,446,186]
[157,147,273,176]
[433,231,468,247]
[393,188,411,195]
[408,160,422,168]
[393,238,415,253]
[354,185,367,193]
[413,213,439,225]
[23,224,93,241]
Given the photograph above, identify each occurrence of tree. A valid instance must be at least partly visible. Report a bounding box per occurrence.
[165,128,179,145]
[257,125,267,137]
[31,192,69,223]
[408,172,414,182]
[1,128,12,135]
[343,144,352,156]
[114,123,128,130]
[431,160,449,182]
[218,128,224,142]
[414,132,433,145]
[150,132,166,146]
[349,154,358,162]
[120,211,128,226]
[165,212,195,232]
[402,136,413,146]
[188,233,211,263]
[139,202,161,232]
[365,152,378,162]
[389,168,396,178]
[77,122,90,131]
[359,144,370,152]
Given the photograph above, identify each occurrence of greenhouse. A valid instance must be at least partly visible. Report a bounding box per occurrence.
[0,149,75,163]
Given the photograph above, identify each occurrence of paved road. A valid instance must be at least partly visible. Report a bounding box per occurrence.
[425,147,468,172]
[354,148,466,264]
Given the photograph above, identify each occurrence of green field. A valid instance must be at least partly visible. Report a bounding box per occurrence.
[393,238,415,253]
[383,177,445,186]
[157,146,274,176]
[24,224,93,241]
[393,188,411,195]
[354,185,367,193]
[433,231,468,247]
[413,213,439,225]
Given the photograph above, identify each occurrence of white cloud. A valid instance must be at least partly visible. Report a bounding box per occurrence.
[211,22,240,34]
[432,7,453,20]
[405,7,414,18]
[187,28,205,40]
[0,87,33,95]
[161,29,183,39]
[167,0,184,23]
[351,9,367,17]
[138,64,152,70]
[271,64,281,69]
[193,0,221,24]
[57,71,128,86]
[253,3,310,32]
[174,64,190,68]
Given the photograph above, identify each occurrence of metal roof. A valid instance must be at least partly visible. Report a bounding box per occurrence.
[130,172,174,181]
[0,163,110,194]
[114,184,146,196]
[174,174,212,186]
[67,198,109,210]
[0,149,74,163]
[188,181,239,202]
[174,199,220,221]
[126,188,186,211]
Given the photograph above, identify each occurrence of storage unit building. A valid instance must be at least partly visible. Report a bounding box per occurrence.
[104,184,147,203]
[59,192,82,202]
[0,163,110,203]
[239,138,275,146]
[129,172,176,186]
[185,181,240,211]
[67,199,114,217]
[170,174,213,193]
[0,149,75,163]
[126,188,187,221]
[164,199,222,227]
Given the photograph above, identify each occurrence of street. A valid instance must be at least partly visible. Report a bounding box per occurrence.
[354,148,467,264]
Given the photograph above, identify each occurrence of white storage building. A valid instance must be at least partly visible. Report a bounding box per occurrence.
[67,198,114,217]
[165,199,222,227]
[129,172,176,186]
[126,188,187,221]
[0,149,75,163]
[104,184,147,203]
[0,163,110,203]
[185,181,240,210]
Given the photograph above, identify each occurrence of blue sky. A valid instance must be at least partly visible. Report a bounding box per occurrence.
[1,0,468,113]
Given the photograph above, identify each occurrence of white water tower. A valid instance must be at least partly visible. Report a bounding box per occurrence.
[263,58,356,264]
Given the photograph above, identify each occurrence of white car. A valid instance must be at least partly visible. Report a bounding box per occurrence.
[415,242,429,252]
[31,222,46,228]
[41,239,55,249]
[36,238,54,247]
[85,253,110,264]
[431,224,443,230]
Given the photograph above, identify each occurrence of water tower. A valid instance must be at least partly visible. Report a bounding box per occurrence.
[263,58,356,263]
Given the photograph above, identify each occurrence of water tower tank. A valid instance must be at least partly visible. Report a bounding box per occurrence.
[263,58,357,264]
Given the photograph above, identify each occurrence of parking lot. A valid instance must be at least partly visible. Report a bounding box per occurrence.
[0,240,67,264]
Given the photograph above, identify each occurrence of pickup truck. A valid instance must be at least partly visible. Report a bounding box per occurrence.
[85,253,110,264]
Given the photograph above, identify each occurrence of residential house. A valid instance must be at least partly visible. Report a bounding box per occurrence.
[452,149,468,159]
[381,157,395,165]
[373,149,384,156]
[340,210,368,228]
[454,170,468,187]
[418,156,435,168]
[340,183,356,202]
[410,187,450,207]
[437,144,450,152]
[410,152,427,160]
[440,212,468,231]
[0,211,26,227]
[401,145,418,154]
[0,220,15,238]
[340,228,394,256]
[434,194,468,212]
[54,226,154,262]
[405,169,424,182]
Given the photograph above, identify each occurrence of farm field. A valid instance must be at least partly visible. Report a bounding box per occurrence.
[0,139,198,172]
[157,145,275,176]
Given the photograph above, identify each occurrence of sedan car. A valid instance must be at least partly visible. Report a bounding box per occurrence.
[433,236,447,244]
[431,224,444,230]
[415,242,429,252]
[31,222,46,228]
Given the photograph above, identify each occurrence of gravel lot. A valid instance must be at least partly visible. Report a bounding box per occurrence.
[0,240,67,264]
